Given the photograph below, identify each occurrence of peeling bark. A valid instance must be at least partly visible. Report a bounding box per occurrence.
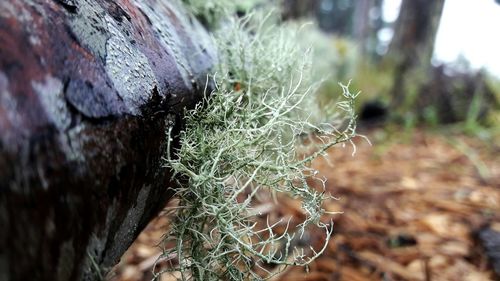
[0,0,215,280]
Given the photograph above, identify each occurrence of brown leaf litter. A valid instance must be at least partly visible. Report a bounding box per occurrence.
[109,128,500,281]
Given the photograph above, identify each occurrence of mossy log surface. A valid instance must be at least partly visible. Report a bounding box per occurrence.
[0,1,215,280]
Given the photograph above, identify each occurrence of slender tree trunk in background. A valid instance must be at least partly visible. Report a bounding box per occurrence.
[352,0,383,56]
[352,0,371,39]
[352,0,371,55]
[282,0,317,20]
[0,0,215,280]
[385,0,445,111]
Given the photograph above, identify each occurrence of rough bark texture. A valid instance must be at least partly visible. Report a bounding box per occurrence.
[386,0,445,108]
[0,1,216,280]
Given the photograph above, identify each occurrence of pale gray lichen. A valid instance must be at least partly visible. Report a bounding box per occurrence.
[134,0,196,86]
[32,75,71,131]
[67,0,109,61]
[157,10,359,281]
[104,14,158,113]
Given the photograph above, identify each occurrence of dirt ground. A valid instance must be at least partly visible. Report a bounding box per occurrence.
[109,127,500,281]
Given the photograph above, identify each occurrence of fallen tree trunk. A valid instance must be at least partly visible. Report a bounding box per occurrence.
[0,0,215,280]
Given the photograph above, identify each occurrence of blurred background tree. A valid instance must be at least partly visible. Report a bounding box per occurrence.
[282,0,499,128]
[385,0,445,109]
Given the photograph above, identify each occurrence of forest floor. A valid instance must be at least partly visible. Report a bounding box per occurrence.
[109,126,500,281]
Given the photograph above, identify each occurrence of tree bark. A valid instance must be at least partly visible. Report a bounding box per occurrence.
[352,0,383,56]
[0,0,215,280]
[385,0,445,109]
[282,0,317,20]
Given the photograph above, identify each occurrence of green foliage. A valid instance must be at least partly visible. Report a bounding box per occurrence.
[181,0,264,28]
[422,106,440,128]
[181,0,234,27]
[463,90,485,134]
[290,22,360,117]
[484,74,500,129]
[156,11,359,281]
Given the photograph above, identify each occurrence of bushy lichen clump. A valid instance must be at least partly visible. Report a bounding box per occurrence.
[156,12,359,281]
[181,0,263,28]
[181,0,234,27]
